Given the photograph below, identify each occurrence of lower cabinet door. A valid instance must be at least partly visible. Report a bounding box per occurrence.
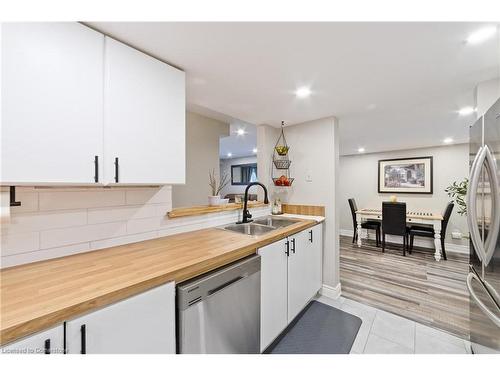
[287,231,311,322]
[66,282,176,354]
[1,325,64,354]
[306,224,323,298]
[258,238,288,352]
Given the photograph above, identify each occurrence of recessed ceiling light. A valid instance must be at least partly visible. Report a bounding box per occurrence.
[466,26,497,44]
[227,153,232,158]
[236,129,245,136]
[358,147,365,153]
[458,106,476,116]
[295,87,312,98]
[443,138,453,144]
[252,148,258,153]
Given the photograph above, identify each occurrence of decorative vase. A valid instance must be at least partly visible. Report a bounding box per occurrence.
[389,195,397,203]
[208,195,221,206]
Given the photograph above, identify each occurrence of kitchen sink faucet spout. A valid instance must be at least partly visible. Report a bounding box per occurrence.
[237,182,269,224]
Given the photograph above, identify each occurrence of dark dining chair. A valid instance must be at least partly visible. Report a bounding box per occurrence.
[382,202,408,255]
[348,198,381,247]
[408,202,454,260]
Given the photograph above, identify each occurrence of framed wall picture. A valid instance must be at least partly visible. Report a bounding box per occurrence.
[378,156,433,194]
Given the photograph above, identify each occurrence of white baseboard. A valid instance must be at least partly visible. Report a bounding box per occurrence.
[320,283,342,300]
[340,228,469,255]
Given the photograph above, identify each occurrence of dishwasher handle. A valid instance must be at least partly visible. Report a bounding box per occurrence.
[208,276,244,296]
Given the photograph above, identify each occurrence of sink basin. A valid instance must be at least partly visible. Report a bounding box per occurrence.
[252,216,300,228]
[221,223,276,236]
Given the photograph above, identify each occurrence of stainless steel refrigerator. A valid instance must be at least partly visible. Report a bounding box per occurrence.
[467,97,500,354]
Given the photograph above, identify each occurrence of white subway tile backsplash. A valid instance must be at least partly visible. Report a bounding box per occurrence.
[1,184,270,268]
[40,222,127,249]
[127,217,161,235]
[1,231,40,256]
[88,205,157,224]
[10,192,39,213]
[39,190,126,210]
[125,186,172,205]
[2,210,87,234]
[90,231,158,251]
[1,242,91,268]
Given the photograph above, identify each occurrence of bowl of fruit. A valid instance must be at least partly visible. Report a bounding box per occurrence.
[275,145,289,156]
[273,175,294,187]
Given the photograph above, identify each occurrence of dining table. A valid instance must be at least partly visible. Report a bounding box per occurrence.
[355,208,445,261]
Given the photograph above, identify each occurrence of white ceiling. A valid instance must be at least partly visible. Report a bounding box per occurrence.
[219,122,257,159]
[88,22,499,155]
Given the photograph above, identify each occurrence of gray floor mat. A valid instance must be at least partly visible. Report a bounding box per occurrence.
[268,300,362,354]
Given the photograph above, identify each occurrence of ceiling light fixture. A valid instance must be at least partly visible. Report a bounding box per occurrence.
[443,138,453,144]
[236,129,245,136]
[227,153,232,158]
[295,86,312,98]
[358,147,365,153]
[252,148,258,153]
[466,26,497,44]
[458,106,476,116]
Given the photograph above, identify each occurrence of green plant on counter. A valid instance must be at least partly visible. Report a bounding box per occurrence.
[445,178,468,215]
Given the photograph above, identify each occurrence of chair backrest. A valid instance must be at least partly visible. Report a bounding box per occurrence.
[382,202,407,236]
[348,198,358,231]
[441,202,454,234]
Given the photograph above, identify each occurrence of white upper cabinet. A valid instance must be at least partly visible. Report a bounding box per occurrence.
[1,23,104,185]
[103,37,186,185]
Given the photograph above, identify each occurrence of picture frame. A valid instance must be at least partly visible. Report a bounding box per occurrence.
[378,156,433,194]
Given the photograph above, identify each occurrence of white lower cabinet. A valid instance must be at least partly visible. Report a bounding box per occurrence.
[258,238,289,352]
[66,282,176,354]
[259,223,323,352]
[1,325,64,354]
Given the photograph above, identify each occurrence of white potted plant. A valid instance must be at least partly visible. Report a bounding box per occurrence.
[208,169,229,206]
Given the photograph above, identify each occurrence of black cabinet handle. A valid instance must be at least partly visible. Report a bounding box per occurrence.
[285,240,290,256]
[80,324,86,354]
[114,157,119,183]
[309,230,313,243]
[291,238,296,253]
[44,339,50,354]
[94,156,99,183]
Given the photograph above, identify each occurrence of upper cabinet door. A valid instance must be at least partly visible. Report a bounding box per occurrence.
[1,23,104,185]
[104,37,186,185]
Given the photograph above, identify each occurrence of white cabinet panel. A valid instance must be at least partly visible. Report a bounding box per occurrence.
[305,224,323,299]
[258,238,288,352]
[1,23,104,185]
[104,37,185,185]
[287,230,311,322]
[66,282,175,354]
[0,325,64,354]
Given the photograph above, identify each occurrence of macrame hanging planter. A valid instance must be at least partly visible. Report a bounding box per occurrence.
[272,121,294,187]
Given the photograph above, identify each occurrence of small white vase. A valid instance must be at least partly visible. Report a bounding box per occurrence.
[208,195,221,206]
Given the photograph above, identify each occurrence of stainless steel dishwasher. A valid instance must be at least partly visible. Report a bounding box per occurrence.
[177,255,261,354]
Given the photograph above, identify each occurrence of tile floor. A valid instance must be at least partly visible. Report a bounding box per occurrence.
[316,295,471,354]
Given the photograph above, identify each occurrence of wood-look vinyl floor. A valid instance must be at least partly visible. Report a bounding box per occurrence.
[340,235,470,339]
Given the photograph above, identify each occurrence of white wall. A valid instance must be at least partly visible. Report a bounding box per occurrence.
[0,185,270,268]
[172,111,229,207]
[339,143,469,247]
[258,117,340,288]
[219,155,257,197]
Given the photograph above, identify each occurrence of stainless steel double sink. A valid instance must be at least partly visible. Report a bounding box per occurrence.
[219,216,300,236]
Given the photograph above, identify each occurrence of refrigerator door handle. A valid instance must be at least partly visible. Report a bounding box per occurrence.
[467,272,500,328]
[467,145,487,262]
[482,145,500,267]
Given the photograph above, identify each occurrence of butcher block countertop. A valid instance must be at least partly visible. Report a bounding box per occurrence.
[0,217,319,345]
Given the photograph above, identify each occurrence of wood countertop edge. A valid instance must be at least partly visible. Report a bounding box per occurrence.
[0,219,319,345]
